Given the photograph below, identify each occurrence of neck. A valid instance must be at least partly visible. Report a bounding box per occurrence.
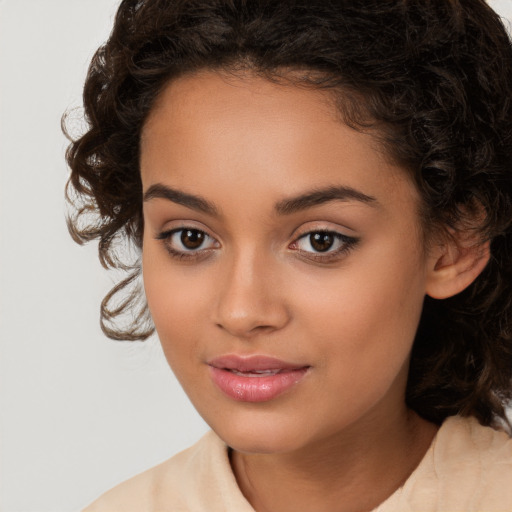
[230,407,438,512]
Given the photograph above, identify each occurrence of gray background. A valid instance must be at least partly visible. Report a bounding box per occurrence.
[1,1,511,511]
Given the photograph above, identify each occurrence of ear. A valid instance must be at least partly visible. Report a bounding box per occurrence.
[425,233,490,300]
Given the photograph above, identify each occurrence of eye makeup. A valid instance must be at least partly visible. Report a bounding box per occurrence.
[155,225,359,265]
[156,227,219,262]
[290,230,360,264]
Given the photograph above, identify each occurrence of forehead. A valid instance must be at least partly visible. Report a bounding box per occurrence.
[146,70,337,118]
[140,71,419,214]
[141,71,341,160]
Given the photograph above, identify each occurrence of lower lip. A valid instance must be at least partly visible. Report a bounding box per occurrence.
[209,366,309,402]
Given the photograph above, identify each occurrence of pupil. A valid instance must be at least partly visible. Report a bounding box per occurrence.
[181,229,204,249]
[310,232,334,252]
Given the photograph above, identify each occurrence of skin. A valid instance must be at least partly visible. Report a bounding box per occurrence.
[140,71,441,512]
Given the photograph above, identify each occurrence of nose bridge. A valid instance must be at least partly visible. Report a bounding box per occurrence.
[214,243,289,337]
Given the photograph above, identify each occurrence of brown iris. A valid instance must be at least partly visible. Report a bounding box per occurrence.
[181,229,205,249]
[310,232,335,252]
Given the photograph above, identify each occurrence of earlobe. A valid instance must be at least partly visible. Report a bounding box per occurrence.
[425,238,490,300]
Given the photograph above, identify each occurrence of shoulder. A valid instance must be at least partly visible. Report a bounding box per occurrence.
[433,416,512,508]
[82,430,230,512]
[382,415,512,511]
[434,415,512,474]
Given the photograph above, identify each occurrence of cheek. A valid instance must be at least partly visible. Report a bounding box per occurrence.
[288,267,425,426]
[142,249,212,368]
[291,244,427,370]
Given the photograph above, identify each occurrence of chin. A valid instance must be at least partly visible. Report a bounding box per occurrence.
[203,408,315,455]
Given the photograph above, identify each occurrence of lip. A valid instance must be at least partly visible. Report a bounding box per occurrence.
[207,355,310,402]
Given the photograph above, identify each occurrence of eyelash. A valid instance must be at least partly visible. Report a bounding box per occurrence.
[155,227,359,263]
[290,230,359,263]
[156,227,219,261]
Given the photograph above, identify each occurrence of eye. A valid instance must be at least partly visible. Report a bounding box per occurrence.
[299,232,339,252]
[156,227,219,260]
[176,229,208,250]
[290,230,359,262]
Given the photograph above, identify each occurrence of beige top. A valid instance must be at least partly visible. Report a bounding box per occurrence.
[84,416,512,512]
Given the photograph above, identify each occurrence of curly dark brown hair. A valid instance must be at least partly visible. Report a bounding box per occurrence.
[64,0,512,427]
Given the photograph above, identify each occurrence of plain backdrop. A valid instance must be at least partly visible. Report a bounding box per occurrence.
[0,2,209,511]
[1,1,511,511]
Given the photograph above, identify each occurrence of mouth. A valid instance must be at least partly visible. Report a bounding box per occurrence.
[207,355,310,402]
[228,368,288,377]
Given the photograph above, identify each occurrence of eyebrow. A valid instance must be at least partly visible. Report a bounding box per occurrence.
[143,183,219,216]
[143,183,377,216]
[275,185,377,215]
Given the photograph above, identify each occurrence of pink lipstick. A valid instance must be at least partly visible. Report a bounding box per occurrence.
[207,355,309,402]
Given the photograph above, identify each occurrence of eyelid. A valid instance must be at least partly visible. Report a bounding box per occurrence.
[154,221,358,263]
[154,217,215,235]
[155,224,220,261]
[291,220,358,238]
[288,225,360,263]
[290,230,355,251]
[157,227,218,247]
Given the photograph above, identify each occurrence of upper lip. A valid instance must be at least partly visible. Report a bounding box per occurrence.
[207,355,308,372]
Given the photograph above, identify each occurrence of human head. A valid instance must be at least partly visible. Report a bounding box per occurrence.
[65,0,512,427]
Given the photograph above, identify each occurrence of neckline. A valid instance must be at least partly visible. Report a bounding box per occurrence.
[371,415,469,511]
[218,416,460,512]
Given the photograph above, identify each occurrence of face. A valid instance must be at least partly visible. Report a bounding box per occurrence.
[141,71,432,455]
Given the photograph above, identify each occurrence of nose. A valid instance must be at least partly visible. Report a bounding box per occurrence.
[213,249,291,339]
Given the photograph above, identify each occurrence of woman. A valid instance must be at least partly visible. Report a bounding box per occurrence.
[66,0,512,510]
